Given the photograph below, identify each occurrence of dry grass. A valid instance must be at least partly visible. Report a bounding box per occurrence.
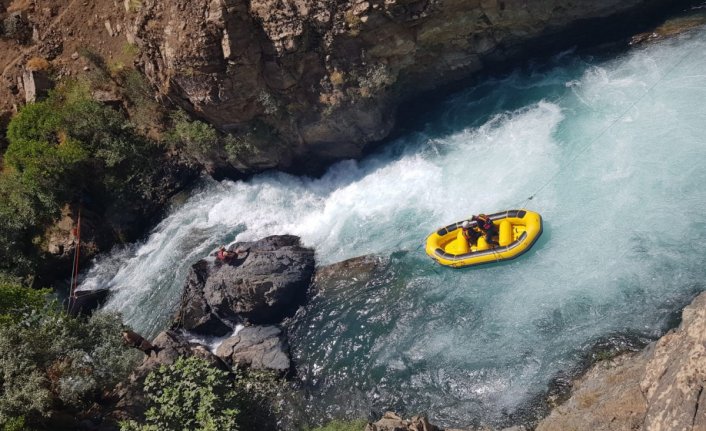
[344,10,361,36]
[576,391,599,409]
[126,0,142,13]
[25,57,51,71]
[329,70,344,86]
[7,0,31,13]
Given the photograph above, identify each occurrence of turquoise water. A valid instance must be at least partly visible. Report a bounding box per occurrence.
[80,24,706,428]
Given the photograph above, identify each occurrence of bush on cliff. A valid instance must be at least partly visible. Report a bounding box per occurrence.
[121,358,289,431]
[0,287,141,429]
[166,110,219,165]
[0,277,48,325]
[120,356,240,431]
[0,79,175,276]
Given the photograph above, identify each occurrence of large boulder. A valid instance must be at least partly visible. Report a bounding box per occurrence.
[175,260,232,336]
[216,325,290,373]
[535,291,706,431]
[173,235,315,334]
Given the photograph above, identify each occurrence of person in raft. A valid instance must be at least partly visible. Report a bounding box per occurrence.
[461,220,481,245]
[472,214,499,246]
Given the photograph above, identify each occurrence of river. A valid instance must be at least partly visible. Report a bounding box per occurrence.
[80,17,706,429]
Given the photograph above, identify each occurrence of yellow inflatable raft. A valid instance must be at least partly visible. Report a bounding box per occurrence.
[425,210,543,268]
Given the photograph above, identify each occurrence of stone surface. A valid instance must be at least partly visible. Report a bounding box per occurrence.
[535,291,706,431]
[67,288,110,316]
[366,412,441,431]
[173,235,315,333]
[131,0,677,175]
[21,68,52,103]
[313,254,390,291]
[215,325,290,372]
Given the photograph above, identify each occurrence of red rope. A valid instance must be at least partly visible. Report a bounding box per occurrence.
[68,208,81,311]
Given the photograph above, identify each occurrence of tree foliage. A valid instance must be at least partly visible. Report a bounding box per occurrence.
[0,79,167,276]
[120,357,240,431]
[167,110,218,164]
[0,278,48,325]
[308,419,368,431]
[0,302,140,428]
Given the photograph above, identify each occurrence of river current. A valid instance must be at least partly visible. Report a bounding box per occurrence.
[80,22,706,428]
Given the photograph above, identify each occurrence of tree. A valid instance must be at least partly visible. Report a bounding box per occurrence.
[120,357,240,431]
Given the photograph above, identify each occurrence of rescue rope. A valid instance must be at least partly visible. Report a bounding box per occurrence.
[68,208,81,312]
[515,39,699,210]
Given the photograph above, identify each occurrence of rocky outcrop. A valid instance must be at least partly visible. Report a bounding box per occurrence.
[128,0,681,175]
[535,291,706,431]
[313,254,390,291]
[67,288,110,316]
[366,412,441,431]
[112,330,228,421]
[173,235,315,334]
[216,325,290,372]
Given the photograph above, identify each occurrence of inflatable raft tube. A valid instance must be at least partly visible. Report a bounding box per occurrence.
[425,210,543,268]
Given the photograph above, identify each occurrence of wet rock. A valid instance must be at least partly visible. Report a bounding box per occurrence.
[175,260,232,336]
[204,235,315,324]
[365,412,441,431]
[121,330,155,354]
[313,254,390,292]
[173,235,315,333]
[137,330,228,372]
[630,15,706,45]
[67,288,110,316]
[535,291,706,431]
[216,325,290,372]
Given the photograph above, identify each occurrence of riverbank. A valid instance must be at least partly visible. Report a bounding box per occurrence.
[365,289,706,430]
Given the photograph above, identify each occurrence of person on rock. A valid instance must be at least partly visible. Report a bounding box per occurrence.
[215,245,236,262]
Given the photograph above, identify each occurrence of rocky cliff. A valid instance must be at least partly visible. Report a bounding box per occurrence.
[533,291,706,431]
[364,291,706,431]
[0,0,689,176]
[130,0,682,175]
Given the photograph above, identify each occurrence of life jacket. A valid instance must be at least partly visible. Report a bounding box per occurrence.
[476,215,493,230]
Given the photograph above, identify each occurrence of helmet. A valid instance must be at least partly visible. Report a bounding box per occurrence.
[461,221,470,228]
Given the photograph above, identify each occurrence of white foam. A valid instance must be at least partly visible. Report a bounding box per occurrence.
[78,25,706,427]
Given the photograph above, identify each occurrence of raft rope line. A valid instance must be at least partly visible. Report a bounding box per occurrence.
[515,40,700,210]
[68,208,81,312]
[419,42,700,258]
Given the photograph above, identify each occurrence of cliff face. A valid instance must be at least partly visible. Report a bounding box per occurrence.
[535,291,706,431]
[131,0,670,175]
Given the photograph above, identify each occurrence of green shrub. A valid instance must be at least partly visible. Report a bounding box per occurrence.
[1,415,26,431]
[308,419,368,431]
[120,357,240,431]
[0,279,48,325]
[1,78,168,276]
[223,133,255,161]
[167,110,218,164]
[0,308,140,427]
[0,171,52,275]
